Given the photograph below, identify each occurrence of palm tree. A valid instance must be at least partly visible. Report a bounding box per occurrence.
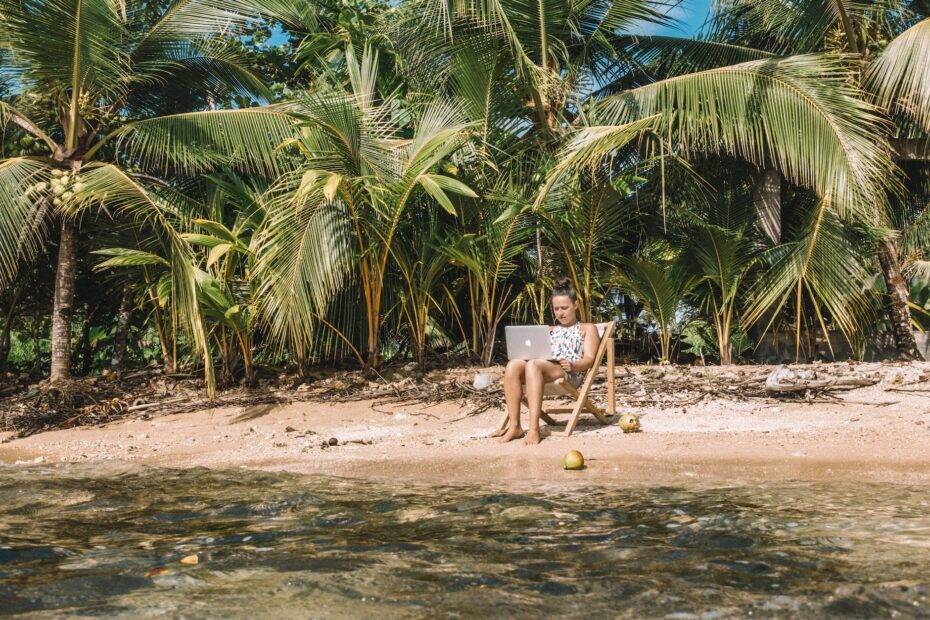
[615,255,694,363]
[698,0,930,357]
[682,222,755,365]
[0,0,307,390]
[393,1,898,360]
[252,47,475,369]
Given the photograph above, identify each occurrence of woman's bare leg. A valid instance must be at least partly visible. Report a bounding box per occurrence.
[500,359,527,442]
[524,359,565,445]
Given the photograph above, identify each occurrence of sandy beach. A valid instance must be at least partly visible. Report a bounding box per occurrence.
[3,362,930,488]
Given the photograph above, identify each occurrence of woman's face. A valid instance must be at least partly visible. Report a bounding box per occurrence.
[551,295,578,325]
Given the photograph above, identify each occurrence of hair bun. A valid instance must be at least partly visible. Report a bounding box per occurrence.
[551,276,578,301]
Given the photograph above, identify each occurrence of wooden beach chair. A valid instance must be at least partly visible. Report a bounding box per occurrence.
[492,321,617,438]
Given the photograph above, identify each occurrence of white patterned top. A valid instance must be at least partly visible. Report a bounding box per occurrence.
[550,323,585,386]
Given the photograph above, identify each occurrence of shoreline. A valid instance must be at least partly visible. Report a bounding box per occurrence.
[3,362,930,487]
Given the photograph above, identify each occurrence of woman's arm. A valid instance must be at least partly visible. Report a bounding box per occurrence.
[568,323,600,373]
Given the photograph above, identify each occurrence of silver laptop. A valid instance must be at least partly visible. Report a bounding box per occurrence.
[505,325,552,360]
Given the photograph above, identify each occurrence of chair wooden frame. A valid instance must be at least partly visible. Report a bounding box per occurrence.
[492,321,617,437]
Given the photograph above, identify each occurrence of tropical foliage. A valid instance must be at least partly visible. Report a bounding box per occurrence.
[3,0,930,390]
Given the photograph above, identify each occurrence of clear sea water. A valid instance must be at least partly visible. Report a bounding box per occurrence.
[1,465,929,618]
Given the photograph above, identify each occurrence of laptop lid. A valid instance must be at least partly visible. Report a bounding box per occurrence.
[505,325,552,360]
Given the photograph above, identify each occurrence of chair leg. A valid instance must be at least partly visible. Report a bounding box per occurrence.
[540,411,561,426]
[562,394,587,437]
[562,365,604,435]
[607,338,616,416]
[583,398,612,425]
[526,396,561,427]
[490,409,510,437]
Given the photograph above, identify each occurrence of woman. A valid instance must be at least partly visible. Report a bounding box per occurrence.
[500,278,599,445]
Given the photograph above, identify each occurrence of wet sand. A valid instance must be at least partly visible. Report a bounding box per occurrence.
[3,362,930,487]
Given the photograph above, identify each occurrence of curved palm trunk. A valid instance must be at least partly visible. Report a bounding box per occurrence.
[753,169,782,243]
[878,239,922,359]
[50,218,78,383]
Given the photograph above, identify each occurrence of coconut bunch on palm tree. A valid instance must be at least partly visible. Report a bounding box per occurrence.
[0,0,319,391]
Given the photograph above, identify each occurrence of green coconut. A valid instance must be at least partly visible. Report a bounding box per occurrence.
[619,413,641,433]
[562,450,584,470]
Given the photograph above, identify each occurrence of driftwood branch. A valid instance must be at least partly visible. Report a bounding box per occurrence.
[764,364,879,395]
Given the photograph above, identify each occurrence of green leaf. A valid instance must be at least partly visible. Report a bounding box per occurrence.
[206,243,232,268]
[493,202,524,224]
[419,174,457,215]
[179,233,226,247]
[92,247,170,269]
[192,219,238,243]
[423,173,478,198]
[867,18,930,132]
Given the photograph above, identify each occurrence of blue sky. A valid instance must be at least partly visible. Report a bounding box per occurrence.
[647,0,713,37]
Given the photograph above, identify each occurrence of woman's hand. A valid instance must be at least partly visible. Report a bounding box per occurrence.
[558,359,573,373]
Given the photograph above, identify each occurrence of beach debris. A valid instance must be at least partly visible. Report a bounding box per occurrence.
[179,554,199,565]
[764,365,879,396]
[0,361,906,438]
[618,413,641,433]
[563,450,585,470]
[327,437,339,446]
[146,567,170,577]
[472,372,493,390]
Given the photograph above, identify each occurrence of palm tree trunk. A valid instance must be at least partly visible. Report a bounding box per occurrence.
[50,218,78,384]
[236,330,255,386]
[832,8,918,360]
[753,169,782,243]
[31,315,42,377]
[536,225,545,323]
[877,239,922,359]
[78,309,93,376]
[111,281,132,373]
[0,285,22,373]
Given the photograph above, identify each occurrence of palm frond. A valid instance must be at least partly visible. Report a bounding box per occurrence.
[75,162,216,393]
[0,0,129,100]
[130,37,272,103]
[867,18,930,132]
[251,172,355,358]
[616,255,692,331]
[744,197,879,349]
[612,34,777,78]
[110,106,297,175]
[534,114,659,207]
[0,157,52,286]
[91,247,170,268]
[135,0,316,49]
[596,54,896,216]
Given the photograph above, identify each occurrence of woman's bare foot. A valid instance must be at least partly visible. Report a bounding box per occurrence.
[498,425,524,443]
[523,429,542,445]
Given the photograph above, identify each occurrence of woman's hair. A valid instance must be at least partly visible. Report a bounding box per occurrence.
[551,277,578,302]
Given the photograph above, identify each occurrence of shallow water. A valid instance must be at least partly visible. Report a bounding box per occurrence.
[1,466,929,618]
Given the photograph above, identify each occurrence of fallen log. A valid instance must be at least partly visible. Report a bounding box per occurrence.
[764,364,879,395]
